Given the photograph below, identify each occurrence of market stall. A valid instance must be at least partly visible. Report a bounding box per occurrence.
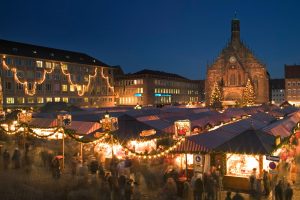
[214,129,276,192]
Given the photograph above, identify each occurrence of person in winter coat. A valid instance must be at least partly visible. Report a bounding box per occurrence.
[285,183,293,200]
[12,148,21,169]
[3,149,10,170]
[193,176,204,200]
[275,180,283,200]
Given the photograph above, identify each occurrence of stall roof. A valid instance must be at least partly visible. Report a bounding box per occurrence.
[29,118,58,128]
[214,129,276,154]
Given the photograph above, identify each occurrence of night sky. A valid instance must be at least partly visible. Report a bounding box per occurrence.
[1,0,300,80]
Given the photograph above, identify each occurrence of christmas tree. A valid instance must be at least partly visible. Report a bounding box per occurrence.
[242,78,255,106]
[210,81,222,108]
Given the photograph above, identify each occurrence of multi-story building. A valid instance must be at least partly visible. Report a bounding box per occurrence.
[269,79,285,105]
[0,39,115,109]
[285,65,300,106]
[114,69,203,106]
[205,17,269,106]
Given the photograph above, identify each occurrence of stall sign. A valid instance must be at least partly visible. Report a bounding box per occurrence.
[174,120,191,137]
[269,169,278,175]
[269,162,277,170]
[193,154,203,173]
[140,129,156,137]
[266,155,280,162]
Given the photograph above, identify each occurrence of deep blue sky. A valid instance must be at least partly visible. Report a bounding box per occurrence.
[1,0,300,80]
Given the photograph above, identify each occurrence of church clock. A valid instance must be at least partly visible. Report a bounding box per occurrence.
[229,56,236,63]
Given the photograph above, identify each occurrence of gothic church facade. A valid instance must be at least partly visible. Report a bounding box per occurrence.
[205,18,269,106]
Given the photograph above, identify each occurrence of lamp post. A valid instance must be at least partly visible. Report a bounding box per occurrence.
[17,110,32,151]
[57,113,72,170]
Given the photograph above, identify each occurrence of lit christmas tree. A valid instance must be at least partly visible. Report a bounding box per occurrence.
[210,81,223,108]
[242,78,255,106]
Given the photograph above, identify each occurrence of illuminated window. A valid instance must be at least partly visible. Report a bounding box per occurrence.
[62,85,68,92]
[84,75,89,82]
[27,97,35,104]
[17,97,25,104]
[134,80,137,85]
[37,97,44,104]
[6,97,14,104]
[46,97,52,102]
[61,64,68,71]
[36,61,43,68]
[77,85,82,91]
[54,97,60,102]
[62,97,68,103]
[84,98,89,103]
[45,62,52,69]
[70,85,75,92]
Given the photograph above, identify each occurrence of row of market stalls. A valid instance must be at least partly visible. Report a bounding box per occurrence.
[23,105,300,191]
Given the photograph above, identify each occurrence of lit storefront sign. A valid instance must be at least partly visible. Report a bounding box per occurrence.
[134,93,142,97]
[174,120,191,137]
[226,153,259,177]
[154,93,171,97]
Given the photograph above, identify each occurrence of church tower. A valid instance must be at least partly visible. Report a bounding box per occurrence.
[205,17,269,106]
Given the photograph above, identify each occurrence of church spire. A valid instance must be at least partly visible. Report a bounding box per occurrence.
[231,12,240,43]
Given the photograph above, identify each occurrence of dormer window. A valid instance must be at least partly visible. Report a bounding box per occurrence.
[93,59,96,63]
[50,53,54,57]
[12,48,18,52]
[33,50,37,54]
[36,60,43,68]
[66,55,70,59]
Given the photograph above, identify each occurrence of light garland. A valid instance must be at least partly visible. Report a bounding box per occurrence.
[60,64,98,96]
[2,57,54,96]
[101,67,114,93]
[122,137,185,159]
[1,56,114,97]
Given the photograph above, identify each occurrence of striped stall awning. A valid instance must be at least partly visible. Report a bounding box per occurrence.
[173,138,210,153]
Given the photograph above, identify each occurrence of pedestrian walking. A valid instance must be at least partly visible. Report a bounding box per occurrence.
[232,191,244,200]
[249,168,257,198]
[3,149,10,170]
[275,180,283,200]
[262,170,270,196]
[225,191,232,200]
[193,175,204,200]
[285,183,293,200]
[12,148,21,169]
[51,156,61,179]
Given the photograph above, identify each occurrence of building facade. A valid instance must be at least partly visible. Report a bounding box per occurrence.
[0,39,115,109]
[114,69,203,106]
[285,65,300,106]
[205,18,269,106]
[270,79,285,105]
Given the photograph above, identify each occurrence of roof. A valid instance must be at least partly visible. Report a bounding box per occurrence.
[285,65,300,79]
[0,39,110,67]
[131,69,189,80]
[270,79,285,89]
[214,129,276,154]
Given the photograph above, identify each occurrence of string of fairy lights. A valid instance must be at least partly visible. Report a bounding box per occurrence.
[1,56,114,96]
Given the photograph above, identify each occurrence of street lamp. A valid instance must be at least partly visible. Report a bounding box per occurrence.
[57,113,72,170]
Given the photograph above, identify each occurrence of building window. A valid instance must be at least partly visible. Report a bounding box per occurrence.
[37,84,43,91]
[46,84,52,91]
[6,97,14,104]
[46,97,52,102]
[45,62,52,69]
[84,98,89,103]
[61,64,68,71]
[27,97,35,104]
[62,85,68,92]
[37,97,44,104]
[70,85,75,92]
[46,74,51,80]
[36,71,42,79]
[16,83,23,90]
[5,82,12,90]
[54,73,60,80]
[230,74,236,85]
[36,61,43,68]
[6,70,13,77]
[287,82,291,87]
[17,97,25,104]
[54,84,60,91]
[62,97,68,103]
[28,82,33,90]
[54,97,60,102]
[27,71,34,79]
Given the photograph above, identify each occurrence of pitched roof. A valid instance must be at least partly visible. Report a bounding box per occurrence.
[131,69,188,80]
[214,129,276,154]
[285,65,300,78]
[0,39,110,67]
